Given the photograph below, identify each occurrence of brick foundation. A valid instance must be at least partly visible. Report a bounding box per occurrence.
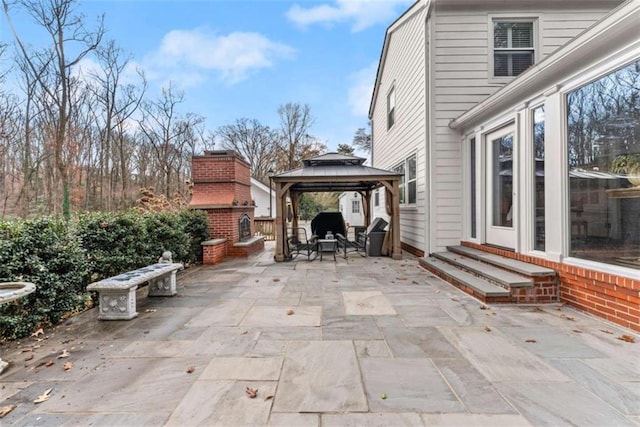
[462,241,639,332]
[202,239,227,265]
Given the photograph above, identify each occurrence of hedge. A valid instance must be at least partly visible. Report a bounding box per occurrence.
[0,209,209,340]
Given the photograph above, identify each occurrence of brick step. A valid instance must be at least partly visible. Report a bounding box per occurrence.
[432,251,533,288]
[419,257,511,303]
[447,245,556,277]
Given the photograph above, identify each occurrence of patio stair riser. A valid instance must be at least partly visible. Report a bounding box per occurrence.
[419,246,559,304]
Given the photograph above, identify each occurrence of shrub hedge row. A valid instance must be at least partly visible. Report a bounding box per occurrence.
[0,209,209,340]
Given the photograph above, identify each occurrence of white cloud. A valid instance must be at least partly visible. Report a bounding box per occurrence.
[145,28,295,86]
[286,0,413,32]
[348,61,377,117]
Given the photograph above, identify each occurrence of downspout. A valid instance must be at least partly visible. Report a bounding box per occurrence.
[425,0,434,256]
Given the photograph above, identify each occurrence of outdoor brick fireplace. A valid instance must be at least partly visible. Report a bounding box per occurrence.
[189,150,264,264]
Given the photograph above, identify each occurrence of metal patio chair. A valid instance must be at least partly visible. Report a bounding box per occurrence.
[287,227,318,261]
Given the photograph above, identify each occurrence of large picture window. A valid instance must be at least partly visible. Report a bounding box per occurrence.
[493,20,535,77]
[566,60,640,268]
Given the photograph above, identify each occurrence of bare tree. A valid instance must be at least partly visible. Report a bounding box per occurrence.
[216,118,278,181]
[2,0,105,218]
[277,102,317,170]
[137,84,204,199]
[87,39,146,210]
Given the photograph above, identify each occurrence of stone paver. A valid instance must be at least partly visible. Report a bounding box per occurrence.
[1,241,638,426]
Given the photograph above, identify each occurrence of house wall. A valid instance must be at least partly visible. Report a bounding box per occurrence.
[429,2,615,252]
[371,4,428,253]
[339,192,365,227]
[251,180,275,218]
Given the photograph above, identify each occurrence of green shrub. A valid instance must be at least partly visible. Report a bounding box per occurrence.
[179,209,209,263]
[76,210,151,280]
[1,208,210,340]
[0,217,89,339]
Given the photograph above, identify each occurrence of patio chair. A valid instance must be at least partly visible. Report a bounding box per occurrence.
[336,225,368,258]
[287,227,318,261]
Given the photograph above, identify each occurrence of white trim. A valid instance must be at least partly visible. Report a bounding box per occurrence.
[564,257,640,281]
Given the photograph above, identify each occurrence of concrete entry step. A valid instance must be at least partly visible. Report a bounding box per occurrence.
[419,257,511,303]
[433,252,533,289]
[447,246,556,277]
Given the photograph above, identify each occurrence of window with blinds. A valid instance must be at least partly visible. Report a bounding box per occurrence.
[493,21,535,77]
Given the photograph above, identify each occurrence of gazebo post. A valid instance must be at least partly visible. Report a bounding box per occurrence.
[274,182,286,261]
[363,190,372,227]
[290,191,300,231]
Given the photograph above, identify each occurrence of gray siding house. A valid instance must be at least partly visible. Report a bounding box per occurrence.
[369,0,639,331]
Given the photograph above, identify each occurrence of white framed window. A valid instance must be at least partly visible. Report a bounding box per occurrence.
[387,85,396,130]
[393,154,417,205]
[352,199,360,213]
[492,19,535,77]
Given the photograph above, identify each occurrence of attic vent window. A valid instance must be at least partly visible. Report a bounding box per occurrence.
[493,21,535,77]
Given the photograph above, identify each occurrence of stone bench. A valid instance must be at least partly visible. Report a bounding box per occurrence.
[87,261,183,320]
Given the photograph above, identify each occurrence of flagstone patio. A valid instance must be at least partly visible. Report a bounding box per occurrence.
[0,242,638,426]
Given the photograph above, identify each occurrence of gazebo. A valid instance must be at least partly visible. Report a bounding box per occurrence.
[270,153,403,261]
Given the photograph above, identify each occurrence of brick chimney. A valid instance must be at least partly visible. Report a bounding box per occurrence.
[190,150,263,263]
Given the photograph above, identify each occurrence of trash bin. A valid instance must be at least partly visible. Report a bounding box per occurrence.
[367,231,386,256]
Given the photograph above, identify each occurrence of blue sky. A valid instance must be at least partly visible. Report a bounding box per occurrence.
[1,0,414,151]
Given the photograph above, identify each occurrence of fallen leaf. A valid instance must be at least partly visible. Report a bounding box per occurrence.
[31,328,44,337]
[33,388,53,403]
[286,309,295,316]
[264,394,274,401]
[485,312,495,317]
[45,360,54,367]
[411,280,419,285]
[380,393,387,400]
[21,347,33,353]
[273,278,280,282]
[63,362,73,371]
[396,277,407,281]
[618,335,636,343]
[572,329,583,333]
[246,387,258,398]
[565,316,575,321]
[479,305,489,310]
[451,297,459,302]
[24,354,34,361]
[485,326,492,332]
[57,349,70,359]
[525,339,537,343]
[600,329,614,334]
[240,330,248,335]
[186,366,196,374]
[0,404,17,418]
